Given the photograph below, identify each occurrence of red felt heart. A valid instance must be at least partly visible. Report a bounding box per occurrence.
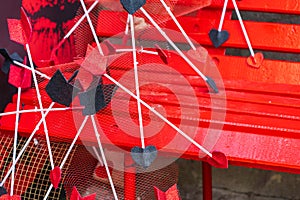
[77,50,108,76]
[247,52,264,68]
[154,184,181,200]
[70,186,96,200]
[0,195,21,200]
[20,7,32,43]
[50,166,62,189]
[205,151,228,168]
[7,19,24,45]
[8,64,32,89]
[94,165,113,179]
[155,44,168,64]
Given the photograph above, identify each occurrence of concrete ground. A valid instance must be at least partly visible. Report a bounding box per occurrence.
[177,159,300,200]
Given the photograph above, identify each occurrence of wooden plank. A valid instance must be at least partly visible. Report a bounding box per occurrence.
[167,17,300,53]
[1,104,300,174]
[96,11,300,53]
[210,0,300,15]
[4,77,300,138]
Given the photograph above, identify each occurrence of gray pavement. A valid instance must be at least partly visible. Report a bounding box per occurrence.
[177,159,300,200]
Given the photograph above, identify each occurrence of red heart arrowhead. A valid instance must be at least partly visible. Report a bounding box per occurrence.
[0,195,21,200]
[78,49,108,76]
[205,151,228,168]
[7,19,24,45]
[155,44,169,64]
[8,63,32,89]
[50,166,62,189]
[70,186,96,200]
[154,184,181,200]
[20,7,32,43]
[186,46,208,62]
[247,52,264,68]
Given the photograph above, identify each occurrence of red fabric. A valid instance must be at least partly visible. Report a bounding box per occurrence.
[154,184,181,200]
[247,52,264,68]
[22,0,78,65]
[204,151,228,168]
[20,7,32,43]
[7,19,24,45]
[0,195,21,200]
[70,187,96,200]
[8,64,32,88]
[50,166,62,189]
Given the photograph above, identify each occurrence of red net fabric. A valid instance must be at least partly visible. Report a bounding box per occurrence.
[0,0,218,199]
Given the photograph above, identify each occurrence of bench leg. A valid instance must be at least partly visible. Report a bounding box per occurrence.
[202,161,212,200]
[124,155,136,200]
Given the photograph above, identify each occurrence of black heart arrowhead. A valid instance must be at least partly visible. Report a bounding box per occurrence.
[120,0,146,14]
[209,29,229,48]
[46,70,80,107]
[78,83,117,116]
[131,145,157,168]
[0,49,23,74]
[0,186,7,196]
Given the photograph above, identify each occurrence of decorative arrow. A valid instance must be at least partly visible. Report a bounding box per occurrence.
[209,0,229,48]
[140,8,219,93]
[78,83,117,116]
[45,70,81,107]
[131,145,158,168]
[0,49,23,74]
[204,151,228,168]
[231,0,264,68]
[154,184,181,200]
[70,186,96,200]
[0,187,7,197]
[209,29,229,48]
[8,57,32,89]
[120,0,146,14]
[44,116,89,200]
[50,166,62,189]
[247,52,264,68]
[155,44,169,64]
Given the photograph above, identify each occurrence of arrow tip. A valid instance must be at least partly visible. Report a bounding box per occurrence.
[206,76,219,93]
[0,186,7,196]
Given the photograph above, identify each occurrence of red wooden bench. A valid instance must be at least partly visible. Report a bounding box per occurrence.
[1,0,300,199]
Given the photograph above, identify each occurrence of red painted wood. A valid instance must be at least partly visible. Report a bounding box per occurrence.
[2,103,300,174]
[2,0,300,176]
[202,162,212,200]
[210,0,300,14]
[167,17,300,53]
[96,11,300,53]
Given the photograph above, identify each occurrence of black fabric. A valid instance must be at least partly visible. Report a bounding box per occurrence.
[0,0,25,113]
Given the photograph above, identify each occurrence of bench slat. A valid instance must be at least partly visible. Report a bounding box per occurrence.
[210,0,300,14]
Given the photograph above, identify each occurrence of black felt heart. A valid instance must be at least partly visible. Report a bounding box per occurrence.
[209,29,229,48]
[46,70,80,106]
[0,186,7,196]
[120,0,146,14]
[78,84,117,116]
[131,145,157,168]
[0,49,23,74]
